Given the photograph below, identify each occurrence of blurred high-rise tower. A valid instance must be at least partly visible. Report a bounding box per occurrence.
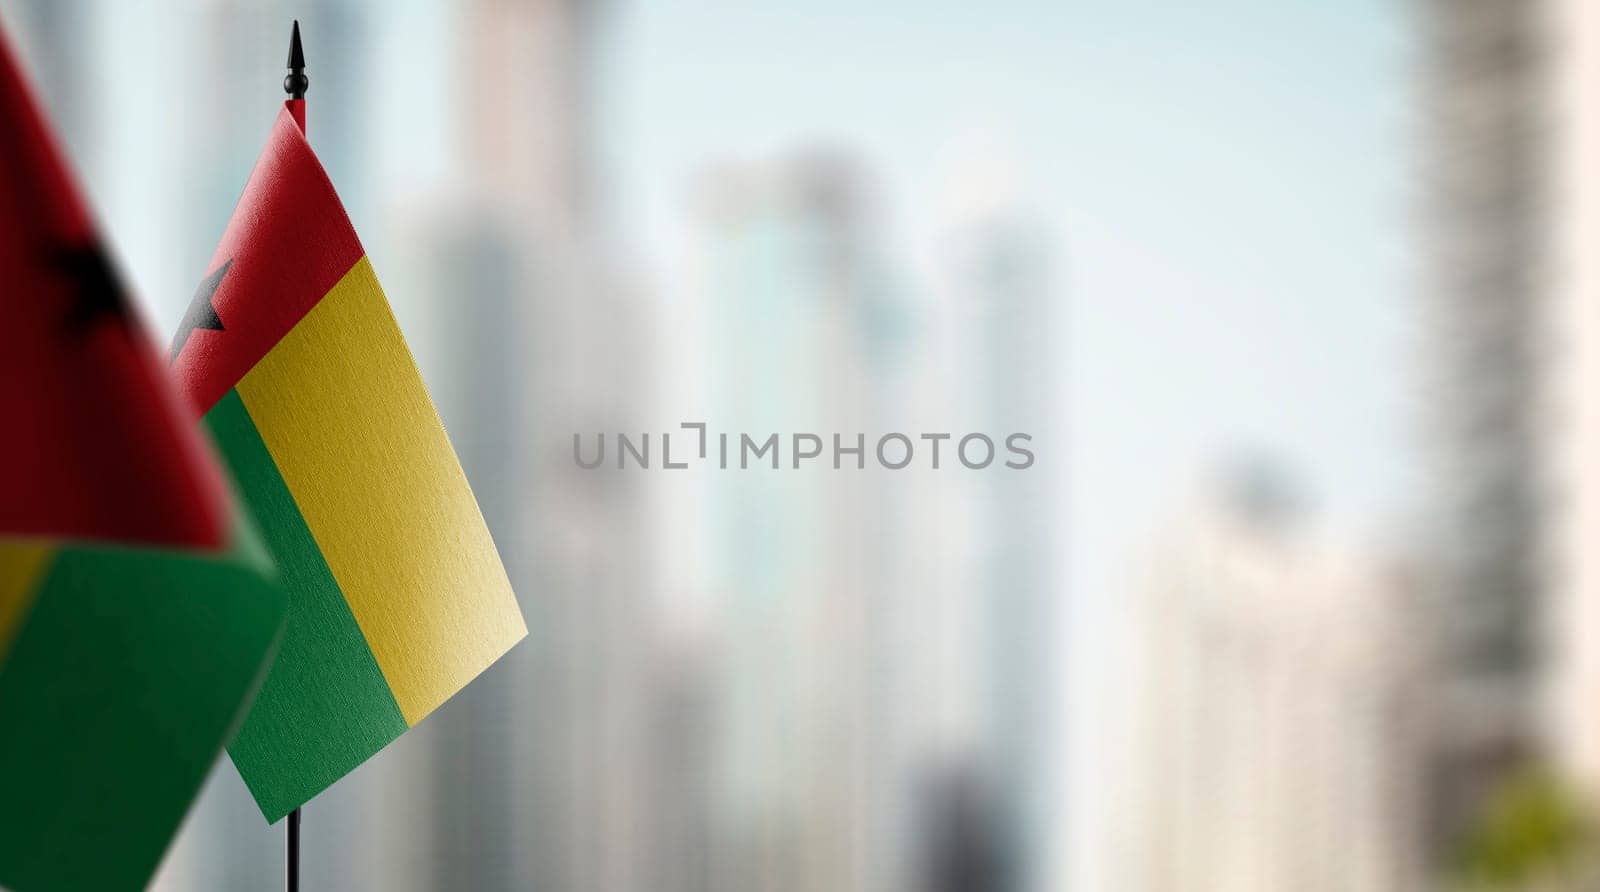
[1414,0,1551,851]
[1105,466,1431,892]
[415,2,656,891]
[962,218,1059,892]
[686,152,911,892]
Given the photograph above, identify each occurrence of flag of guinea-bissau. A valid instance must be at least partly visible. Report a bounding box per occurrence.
[170,103,526,822]
[0,27,286,892]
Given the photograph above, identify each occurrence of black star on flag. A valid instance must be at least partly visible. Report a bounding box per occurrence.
[171,259,231,361]
[48,242,130,335]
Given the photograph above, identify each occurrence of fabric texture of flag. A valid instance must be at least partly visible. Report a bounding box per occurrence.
[170,103,527,823]
[0,28,286,892]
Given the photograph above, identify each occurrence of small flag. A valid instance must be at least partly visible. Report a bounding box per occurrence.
[0,28,285,892]
[170,104,526,822]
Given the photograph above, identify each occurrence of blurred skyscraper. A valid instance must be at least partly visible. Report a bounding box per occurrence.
[957,215,1059,892]
[909,181,1058,892]
[1414,0,1550,853]
[1105,466,1430,892]
[686,152,911,892]
[421,2,656,891]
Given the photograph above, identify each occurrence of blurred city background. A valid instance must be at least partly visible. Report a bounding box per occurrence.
[10,0,1600,890]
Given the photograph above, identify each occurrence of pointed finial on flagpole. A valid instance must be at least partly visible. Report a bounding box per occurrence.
[284,20,308,99]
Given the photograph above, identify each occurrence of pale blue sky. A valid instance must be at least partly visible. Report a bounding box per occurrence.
[600,0,1411,575]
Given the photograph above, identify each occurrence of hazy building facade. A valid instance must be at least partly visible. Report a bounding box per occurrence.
[922,206,1060,892]
[1414,0,1552,852]
[439,2,656,891]
[1108,469,1430,892]
[688,152,909,892]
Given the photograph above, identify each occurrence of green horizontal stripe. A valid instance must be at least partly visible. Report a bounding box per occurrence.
[206,388,408,822]
[0,539,283,892]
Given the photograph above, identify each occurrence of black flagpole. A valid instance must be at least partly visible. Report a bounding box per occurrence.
[286,807,301,892]
[283,19,305,892]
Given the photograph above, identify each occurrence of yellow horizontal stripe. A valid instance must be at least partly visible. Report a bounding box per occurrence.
[0,542,54,664]
[237,257,525,725]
